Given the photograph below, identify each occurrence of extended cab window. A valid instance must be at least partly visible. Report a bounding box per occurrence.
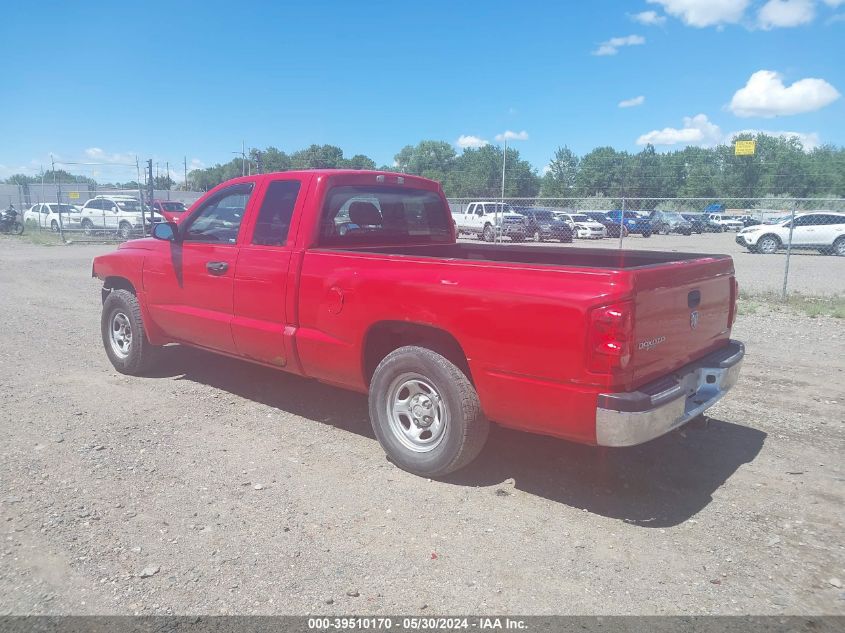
[182,183,253,244]
[252,180,301,246]
[320,186,451,246]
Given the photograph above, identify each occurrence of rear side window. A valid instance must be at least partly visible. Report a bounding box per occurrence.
[319,186,451,246]
[252,180,301,246]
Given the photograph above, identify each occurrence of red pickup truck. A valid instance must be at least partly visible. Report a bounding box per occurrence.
[92,170,744,477]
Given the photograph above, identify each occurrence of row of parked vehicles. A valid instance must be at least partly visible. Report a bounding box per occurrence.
[453,201,759,242]
[23,196,190,238]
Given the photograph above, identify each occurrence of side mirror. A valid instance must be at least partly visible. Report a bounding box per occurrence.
[152,221,179,242]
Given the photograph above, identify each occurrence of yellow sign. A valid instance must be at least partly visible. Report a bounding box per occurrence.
[735,140,756,156]
[68,191,80,199]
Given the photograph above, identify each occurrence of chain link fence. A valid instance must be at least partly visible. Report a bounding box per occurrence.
[448,197,845,299]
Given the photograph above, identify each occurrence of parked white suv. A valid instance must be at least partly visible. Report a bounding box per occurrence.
[24,203,81,232]
[555,212,607,239]
[454,201,528,242]
[79,195,161,239]
[736,212,845,256]
[707,214,743,231]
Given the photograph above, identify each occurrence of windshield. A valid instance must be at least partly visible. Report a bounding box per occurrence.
[661,212,685,221]
[161,202,186,212]
[570,214,591,222]
[115,200,143,211]
[534,211,554,221]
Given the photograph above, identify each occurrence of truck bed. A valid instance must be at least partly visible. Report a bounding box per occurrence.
[325,243,729,270]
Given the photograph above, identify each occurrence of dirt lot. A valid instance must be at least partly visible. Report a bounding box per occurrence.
[0,238,843,616]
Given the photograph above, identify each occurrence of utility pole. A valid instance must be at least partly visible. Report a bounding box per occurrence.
[232,142,247,177]
[499,138,508,244]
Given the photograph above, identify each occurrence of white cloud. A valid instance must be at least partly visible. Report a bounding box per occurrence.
[494,130,529,142]
[189,158,205,170]
[758,0,815,29]
[636,114,723,146]
[822,0,845,7]
[592,34,645,56]
[647,0,750,27]
[631,10,667,25]
[729,70,841,117]
[84,147,137,165]
[456,135,489,149]
[619,95,646,108]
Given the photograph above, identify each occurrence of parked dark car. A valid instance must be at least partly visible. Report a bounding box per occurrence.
[582,211,627,238]
[513,207,573,242]
[680,214,706,233]
[737,214,762,227]
[605,210,652,237]
[649,211,693,235]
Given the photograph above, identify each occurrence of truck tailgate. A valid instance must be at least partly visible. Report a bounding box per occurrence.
[629,257,735,388]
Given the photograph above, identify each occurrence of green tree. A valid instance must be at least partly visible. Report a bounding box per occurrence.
[290,144,344,169]
[540,146,579,197]
[450,145,539,198]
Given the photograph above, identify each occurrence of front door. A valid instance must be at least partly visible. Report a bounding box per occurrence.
[231,177,306,366]
[144,182,255,354]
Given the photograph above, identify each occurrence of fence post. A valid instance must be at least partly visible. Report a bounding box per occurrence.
[618,197,626,249]
[781,202,798,301]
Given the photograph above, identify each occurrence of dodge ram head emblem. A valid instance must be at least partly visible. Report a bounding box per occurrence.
[690,310,700,330]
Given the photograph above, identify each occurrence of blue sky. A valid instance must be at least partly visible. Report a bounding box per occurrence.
[1,0,843,183]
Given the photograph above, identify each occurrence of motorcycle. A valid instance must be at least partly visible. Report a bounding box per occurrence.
[0,206,24,235]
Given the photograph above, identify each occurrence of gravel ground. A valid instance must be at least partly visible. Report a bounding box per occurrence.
[459,231,845,296]
[0,238,843,616]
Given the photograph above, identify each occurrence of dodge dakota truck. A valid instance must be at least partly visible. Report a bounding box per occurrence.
[92,170,744,477]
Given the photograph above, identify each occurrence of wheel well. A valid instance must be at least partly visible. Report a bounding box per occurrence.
[101,277,136,303]
[363,321,472,386]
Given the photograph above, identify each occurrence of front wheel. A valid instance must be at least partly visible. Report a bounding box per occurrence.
[11,221,24,235]
[757,235,780,255]
[101,289,159,375]
[368,346,489,477]
[641,231,651,238]
[482,224,495,242]
[81,219,94,236]
[533,230,542,243]
[51,220,60,232]
[833,237,845,257]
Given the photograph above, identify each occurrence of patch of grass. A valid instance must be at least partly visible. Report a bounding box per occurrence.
[0,231,65,247]
[739,291,845,319]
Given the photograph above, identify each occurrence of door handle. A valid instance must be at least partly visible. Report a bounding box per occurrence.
[206,261,229,275]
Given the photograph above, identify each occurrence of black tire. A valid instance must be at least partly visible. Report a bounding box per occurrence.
[757,235,780,255]
[641,231,651,238]
[51,220,59,232]
[101,289,159,375]
[118,221,133,240]
[482,224,495,242]
[717,225,725,233]
[533,230,542,243]
[833,236,845,257]
[81,219,94,236]
[11,221,24,235]
[368,346,489,477]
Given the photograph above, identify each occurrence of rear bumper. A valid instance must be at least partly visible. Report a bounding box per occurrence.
[595,340,744,447]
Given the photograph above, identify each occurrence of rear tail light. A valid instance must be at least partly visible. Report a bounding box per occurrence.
[587,301,634,374]
[729,277,739,326]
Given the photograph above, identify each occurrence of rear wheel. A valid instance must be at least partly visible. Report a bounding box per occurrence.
[641,231,651,238]
[11,221,24,235]
[368,346,489,478]
[533,230,542,242]
[757,235,780,255]
[482,224,494,242]
[118,221,133,240]
[51,220,59,232]
[833,237,845,257]
[101,289,159,375]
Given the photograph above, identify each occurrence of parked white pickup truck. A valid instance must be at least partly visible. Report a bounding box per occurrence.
[707,213,743,232]
[79,195,163,239]
[454,201,528,242]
